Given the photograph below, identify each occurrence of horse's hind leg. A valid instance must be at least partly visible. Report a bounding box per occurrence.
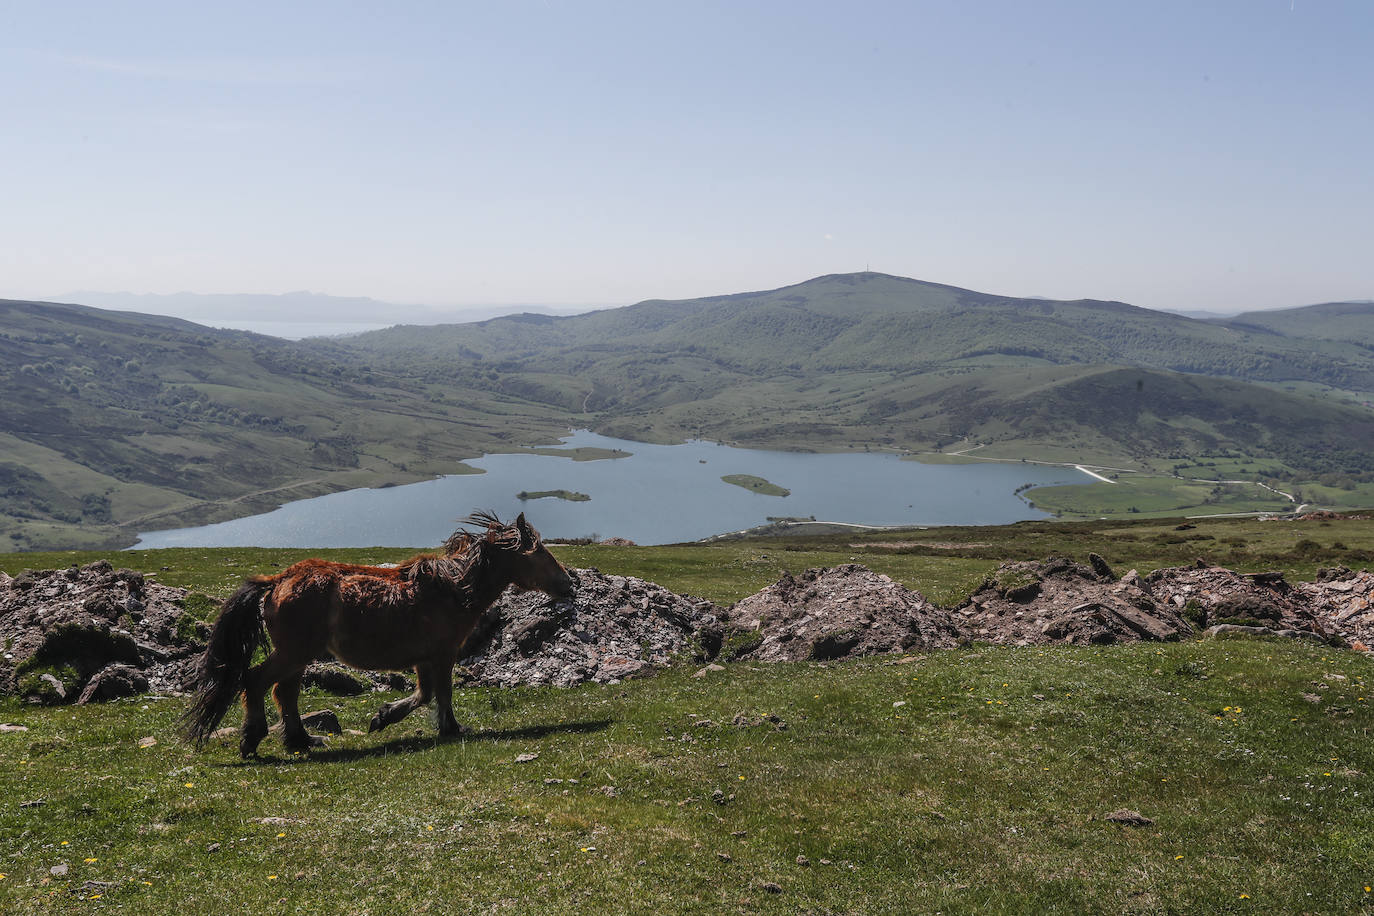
[240,650,296,758]
[431,661,466,737]
[274,667,325,751]
[369,665,435,733]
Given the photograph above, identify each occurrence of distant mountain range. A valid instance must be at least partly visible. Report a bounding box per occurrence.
[4,273,1374,549]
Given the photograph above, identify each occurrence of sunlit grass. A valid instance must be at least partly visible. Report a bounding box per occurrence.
[3,642,1373,914]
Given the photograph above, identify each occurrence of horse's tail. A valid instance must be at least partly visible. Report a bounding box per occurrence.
[181,578,271,746]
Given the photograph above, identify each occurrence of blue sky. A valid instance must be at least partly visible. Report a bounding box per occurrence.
[2,1,1370,313]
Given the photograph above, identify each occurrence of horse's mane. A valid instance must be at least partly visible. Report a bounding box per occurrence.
[409,511,536,596]
[441,510,536,555]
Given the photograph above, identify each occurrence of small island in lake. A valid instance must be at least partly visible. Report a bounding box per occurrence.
[518,446,631,461]
[516,489,591,502]
[721,474,790,497]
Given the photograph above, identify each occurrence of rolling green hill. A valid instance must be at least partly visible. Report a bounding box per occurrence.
[1226,300,1374,347]
[5,273,1374,550]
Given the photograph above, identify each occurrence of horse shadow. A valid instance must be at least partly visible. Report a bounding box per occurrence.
[222,717,614,766]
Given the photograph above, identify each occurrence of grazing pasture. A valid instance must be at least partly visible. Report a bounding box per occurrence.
[3,516,1374,912]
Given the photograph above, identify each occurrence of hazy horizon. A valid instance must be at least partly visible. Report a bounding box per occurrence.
[4,2,1370,315]
[23,270,1374,338]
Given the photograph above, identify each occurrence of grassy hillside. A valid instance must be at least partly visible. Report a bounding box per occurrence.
[1228,301,1374,348]
[3,519,1374,914]
[0,299,572,550]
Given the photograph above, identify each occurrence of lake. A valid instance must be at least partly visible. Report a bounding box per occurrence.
[133,431,1093,548]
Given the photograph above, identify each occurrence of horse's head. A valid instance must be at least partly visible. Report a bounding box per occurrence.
[470,511,575,599]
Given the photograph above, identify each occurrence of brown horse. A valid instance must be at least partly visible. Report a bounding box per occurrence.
[182,512,574,757]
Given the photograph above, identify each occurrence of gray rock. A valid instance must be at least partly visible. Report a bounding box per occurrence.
[76,663,149,704]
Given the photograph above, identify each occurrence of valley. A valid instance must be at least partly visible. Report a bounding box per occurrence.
[3,273,1373,550]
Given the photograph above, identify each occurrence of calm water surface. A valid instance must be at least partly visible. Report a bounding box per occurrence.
[133,431,1092,548]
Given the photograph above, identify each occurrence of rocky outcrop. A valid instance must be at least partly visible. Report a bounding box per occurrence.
[0,561,206,703]
[955,557,1192,646]
[1296,566,1374,645]
[459,568,724,687]
[1144,561,1336,642]
[722,565,961,662]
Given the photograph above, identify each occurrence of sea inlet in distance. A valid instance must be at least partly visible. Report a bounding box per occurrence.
[134,431,1095,548]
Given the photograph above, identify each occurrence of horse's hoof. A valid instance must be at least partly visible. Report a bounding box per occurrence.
[284,733,326,752]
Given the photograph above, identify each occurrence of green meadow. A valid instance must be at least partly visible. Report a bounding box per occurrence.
[4,515,1374,912]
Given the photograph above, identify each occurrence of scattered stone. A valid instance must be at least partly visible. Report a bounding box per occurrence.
[598,785,619,797]
[717,852,733,863]
[725,565,960,662]
[514,752,540,763]
[693,663,726,678]
[732,712,788,730]
[50,864,68,877]
[0,723,30,733]
[1104,809,1154,827]
[711,789,727,805]
[796,855,810,866]
[206,842,221,853]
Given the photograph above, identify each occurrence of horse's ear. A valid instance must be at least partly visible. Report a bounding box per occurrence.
[515,512,535,549]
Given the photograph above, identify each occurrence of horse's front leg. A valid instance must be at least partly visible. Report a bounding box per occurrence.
[431,660,466,737]
[369,664,435,733]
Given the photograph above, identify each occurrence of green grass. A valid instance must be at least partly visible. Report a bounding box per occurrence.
[3,643,1373,914]
[1029,474,1293,518]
